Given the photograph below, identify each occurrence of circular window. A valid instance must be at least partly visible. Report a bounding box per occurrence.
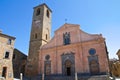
[89,48,96,55]
[45,55,50,60]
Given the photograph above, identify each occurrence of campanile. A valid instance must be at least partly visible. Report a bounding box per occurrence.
[25,3,52,76]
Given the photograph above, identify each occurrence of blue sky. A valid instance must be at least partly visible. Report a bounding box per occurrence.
[0,0,120,59]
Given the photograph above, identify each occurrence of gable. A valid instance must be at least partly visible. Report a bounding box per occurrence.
[41,23,104,49]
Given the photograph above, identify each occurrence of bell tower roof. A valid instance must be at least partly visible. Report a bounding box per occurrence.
[34,3,52,12]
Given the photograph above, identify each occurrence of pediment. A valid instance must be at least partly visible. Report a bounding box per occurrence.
[55,23,80,34]
[41,23,104,49]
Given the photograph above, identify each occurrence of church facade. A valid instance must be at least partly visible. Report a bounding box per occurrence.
[25,3,109,78]
[39,23,109,76]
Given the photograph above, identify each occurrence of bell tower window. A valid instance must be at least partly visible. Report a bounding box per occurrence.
[46,10,49,18]
[36,8,40,16]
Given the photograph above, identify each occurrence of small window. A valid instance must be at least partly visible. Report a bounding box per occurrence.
[46,10,49,18]
[36,8,40,16]
[35,33,37,39]
[2,67,7,78]
[8,39,12,45]
[5,52,9,58]
[46,34,47,40]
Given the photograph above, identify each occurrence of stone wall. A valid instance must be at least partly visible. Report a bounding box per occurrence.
[12,49,27,78]
[0,33,15,80]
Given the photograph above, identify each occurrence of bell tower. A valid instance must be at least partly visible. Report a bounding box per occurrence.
[25,3,52,77]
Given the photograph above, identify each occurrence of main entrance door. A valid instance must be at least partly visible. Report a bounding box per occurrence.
[65,60,72,76]
[61,53,75,76]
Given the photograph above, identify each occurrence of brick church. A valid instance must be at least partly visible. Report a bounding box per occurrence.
[25,3,109,79]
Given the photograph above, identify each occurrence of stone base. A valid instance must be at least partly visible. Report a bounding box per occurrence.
[23,74,109,80]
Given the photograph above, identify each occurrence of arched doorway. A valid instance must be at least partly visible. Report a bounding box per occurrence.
[62,53,75,76]
[90,60,99,74]
[65,60,72,76]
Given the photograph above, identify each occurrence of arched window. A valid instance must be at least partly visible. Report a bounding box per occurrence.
[63,32,71,45]
[46,10,49,18]
[36,8,40,16]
